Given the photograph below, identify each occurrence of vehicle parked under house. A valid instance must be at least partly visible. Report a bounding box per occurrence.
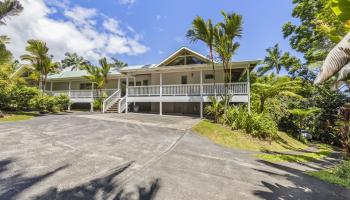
[14,47,260,117]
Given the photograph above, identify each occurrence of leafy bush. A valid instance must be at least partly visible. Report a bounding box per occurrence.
[205,97,224,123]
[220,105,278,141]
[55,94,71,111]
[220,105,247,130]
[29,95,58,113]
[9,86,40,111]
[334,160,350,181]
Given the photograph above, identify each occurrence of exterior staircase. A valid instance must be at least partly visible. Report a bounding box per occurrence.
[104,99,120,113]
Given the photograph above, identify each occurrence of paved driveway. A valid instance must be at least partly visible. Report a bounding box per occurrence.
[0,114,349,200]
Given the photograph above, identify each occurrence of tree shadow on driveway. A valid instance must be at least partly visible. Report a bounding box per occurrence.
[253,160,350,200]
[0,158,160,200]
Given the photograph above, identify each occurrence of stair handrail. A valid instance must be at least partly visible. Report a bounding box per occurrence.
[102,89,121,113]
[118,96,127,113]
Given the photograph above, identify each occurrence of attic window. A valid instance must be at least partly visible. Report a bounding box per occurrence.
[167,55,206,66]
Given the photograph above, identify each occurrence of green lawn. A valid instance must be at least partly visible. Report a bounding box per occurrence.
[256,144,332,163]
[192,120,308,152]
[307,161,350,189]
[192,120,334,163]
[0,112,38,123]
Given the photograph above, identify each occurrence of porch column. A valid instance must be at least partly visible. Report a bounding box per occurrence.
[200,70,203,118]
[247,65,251,114]
[50,82,53,92]
[118,78,121,90]
[91,82,94,98]
[90,102,94,112]
[126,77,129,114]
[68,81,72,97]
[159,73,163,116]
[133,77,136,106]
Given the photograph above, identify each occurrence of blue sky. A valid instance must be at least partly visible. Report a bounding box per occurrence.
[3,0,301,66]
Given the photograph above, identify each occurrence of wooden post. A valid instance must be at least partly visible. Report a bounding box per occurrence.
[160,73,163,116]
[68,81,72,97]
[50,82,53,92]
[200,70,203,118]
[247,65,251,114]
[126,77,129,114]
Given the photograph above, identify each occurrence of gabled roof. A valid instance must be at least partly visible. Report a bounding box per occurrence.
[155,47,210,67]
[10,64,34,79]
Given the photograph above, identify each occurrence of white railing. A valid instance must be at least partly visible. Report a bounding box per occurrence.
[102,89,121,113]
[128,85,160,96]
[118,96,127,113]
[50,89,118,99]
[127,82,248,97]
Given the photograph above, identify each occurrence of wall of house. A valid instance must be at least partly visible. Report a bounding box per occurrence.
[143,69,235,86]
[47,78,120,91]
[150,102,200,115]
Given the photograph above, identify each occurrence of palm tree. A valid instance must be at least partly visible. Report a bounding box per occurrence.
[99,57,111,85]
[110,57,128,69]
[252,75,301,113]
[0,0,22,25]
[214,12,243,84]
[258,44,284,76]
[20,40,57,92]
[61,52,88,71]
[187,16,216,84]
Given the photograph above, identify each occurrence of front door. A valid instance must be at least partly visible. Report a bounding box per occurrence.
[181,76,188,84]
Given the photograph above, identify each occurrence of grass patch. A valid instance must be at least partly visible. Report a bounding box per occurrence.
[256,143,333,163]
[307,161,350,188]
[0,112,38,123]
[192,120,308,152]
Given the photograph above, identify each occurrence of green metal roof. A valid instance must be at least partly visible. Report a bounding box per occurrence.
[47,68,121,80]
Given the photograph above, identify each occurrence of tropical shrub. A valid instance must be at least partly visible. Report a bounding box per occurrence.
[29,95,58,113]
[55,94,71,111]
[205,96,224,123]
[247,113,278,140]
[9,86,40,111]
[220,105,247,130]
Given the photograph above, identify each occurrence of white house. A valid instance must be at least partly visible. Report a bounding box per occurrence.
[19,47,260,117]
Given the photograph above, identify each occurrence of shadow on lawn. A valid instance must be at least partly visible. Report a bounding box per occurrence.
[0,158,160,200]
[253,160,350,200]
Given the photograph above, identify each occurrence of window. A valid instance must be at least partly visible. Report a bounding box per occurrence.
[129,82,134,86]
[80,83,92,90]
[143,80,149,86]
[136,81,142,86]
[181,76,187,84]
[205,74,215,80]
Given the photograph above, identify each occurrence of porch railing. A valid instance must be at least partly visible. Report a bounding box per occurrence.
[127,82,248,97]
[50,89,118,99]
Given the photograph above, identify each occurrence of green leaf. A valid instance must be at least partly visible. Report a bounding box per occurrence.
[331,0,350,23]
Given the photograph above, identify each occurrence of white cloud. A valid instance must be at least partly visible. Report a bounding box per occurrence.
[118,0,136,6]
[1,0,148,63]
[103,18,124,36]
[64,6,97,26]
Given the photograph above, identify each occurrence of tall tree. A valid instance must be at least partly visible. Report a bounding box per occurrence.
[110,57,128,69]
[0,0,22,24]
[257,44,301,76]
[213,11,243,85]
[61,52,89,71]
[252,75,301,113]
[187,16,216,84]
[282,0,347,65]
[20,40,58,92]
[99,57,111,85]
